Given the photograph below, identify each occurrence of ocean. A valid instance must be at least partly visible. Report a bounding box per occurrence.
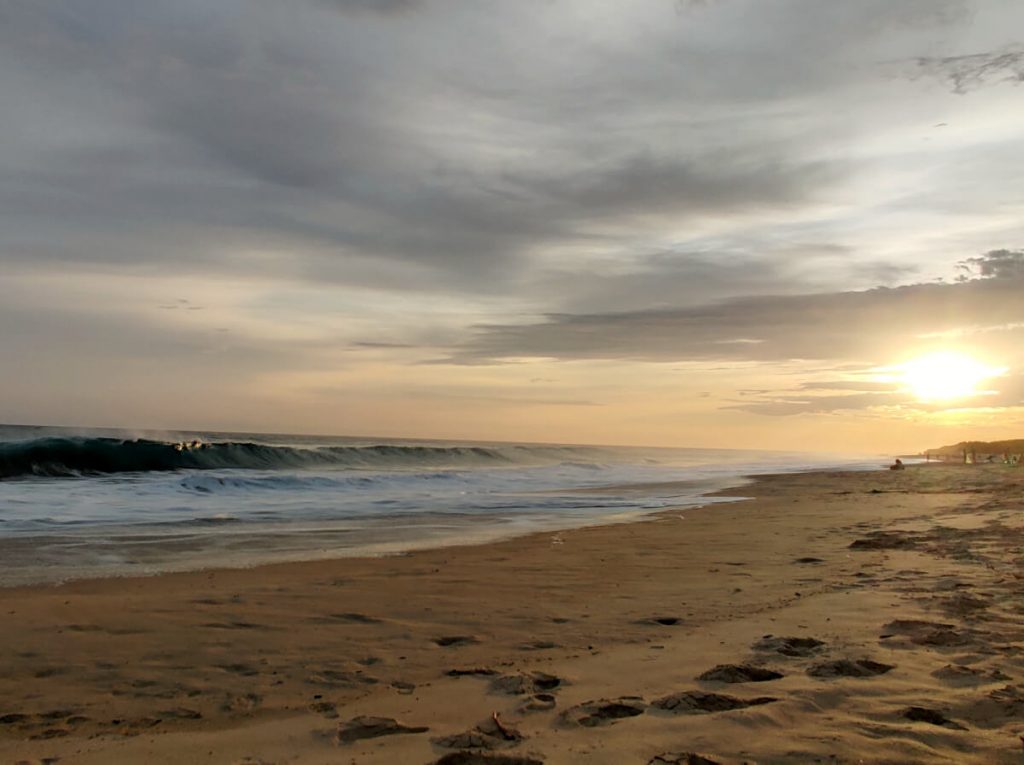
[0,424,884,586]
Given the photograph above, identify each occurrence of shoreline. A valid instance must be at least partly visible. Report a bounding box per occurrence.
[0,475,760,590]
[3,463,1023,763]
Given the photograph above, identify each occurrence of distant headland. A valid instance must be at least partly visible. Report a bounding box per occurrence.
[923,439,1024,464]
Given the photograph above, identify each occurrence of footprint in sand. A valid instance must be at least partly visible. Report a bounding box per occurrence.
[306,668,379,688]
[447,667,498,677]
[650,691,776,715]
[157,707,203,720]
[697,664,783,683]
[518,693,557,713]
[637,616,683,627]
[806,659,893,678]
[517,640,560,651]
[901,706,967,730]
[309,701,338,718]
[953,684,1024,727]
[216,663,260,676]
[429,753,544,765]
[489,672,562,696]
[649,754,730,765]
[434,635,480,647]
[312,612,384,625]
[334,715,428,744]
[931,664,1010,686]
[223,693,261,713]
[848,532,919,550]
[880,619,968,647]
[752,635,826,657]
[559,697,647,727]
[433,716,524,750]
[28,729,69,740]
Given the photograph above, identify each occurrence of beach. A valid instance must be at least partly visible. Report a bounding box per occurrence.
[2,463,1024,764]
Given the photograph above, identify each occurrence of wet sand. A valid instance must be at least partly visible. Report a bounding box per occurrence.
[3,464,1024,764]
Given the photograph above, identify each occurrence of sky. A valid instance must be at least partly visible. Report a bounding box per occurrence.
[2,0,1024,453]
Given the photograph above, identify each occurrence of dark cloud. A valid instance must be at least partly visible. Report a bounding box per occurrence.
[1,0,1022,381]
[452,262,1024,364]
[911,47,1024,94]
[957,249,1024,280]
[321,0,422,14]
[0,0,866,297]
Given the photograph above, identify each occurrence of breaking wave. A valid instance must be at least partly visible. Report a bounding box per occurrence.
[0,437,518,479]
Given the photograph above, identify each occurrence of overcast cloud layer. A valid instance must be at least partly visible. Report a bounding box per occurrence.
[2,0,1023,449]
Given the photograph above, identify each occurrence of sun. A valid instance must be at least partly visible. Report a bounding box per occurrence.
[897,351,1005,403]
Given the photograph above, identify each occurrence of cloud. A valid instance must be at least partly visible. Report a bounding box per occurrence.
[910,47,1024,94]
[452,259,1024,365]
[730,370,1024,416]
[2,0,1024,439]
[725,390,912,416]
[957,249,1024,280]
[320,0,422,14]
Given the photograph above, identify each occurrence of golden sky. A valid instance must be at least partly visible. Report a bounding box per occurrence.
[2,1,1024,453]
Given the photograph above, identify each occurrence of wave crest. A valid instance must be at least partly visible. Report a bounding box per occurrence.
[0,437,511,479]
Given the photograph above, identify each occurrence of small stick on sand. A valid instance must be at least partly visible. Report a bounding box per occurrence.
[491,711,515,740]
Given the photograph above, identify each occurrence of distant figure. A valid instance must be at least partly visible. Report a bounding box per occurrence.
[889,458,905,471]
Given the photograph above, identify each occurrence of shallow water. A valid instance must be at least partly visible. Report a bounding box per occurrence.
[0,424,884,585]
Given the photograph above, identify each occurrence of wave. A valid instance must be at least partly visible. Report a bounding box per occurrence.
[0,437,514,479]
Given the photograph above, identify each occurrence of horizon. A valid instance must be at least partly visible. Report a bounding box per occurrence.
[0,418,964,456]
[3,1,1024,453]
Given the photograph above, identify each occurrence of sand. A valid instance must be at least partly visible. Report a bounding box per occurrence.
[2,464,1024,764]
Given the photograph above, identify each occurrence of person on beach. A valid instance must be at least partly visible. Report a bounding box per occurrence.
[890,458,905,471]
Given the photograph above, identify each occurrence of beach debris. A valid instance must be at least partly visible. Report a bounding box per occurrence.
[433,714,523,750]
[429,753,544,765]
[392,680,416,694]
[0,713,28,724]
[806,659,894,678]
[559,697,647,727]
[489,672,562,696]
[518,693,557,713]
[697,664,784,683]
[335,715,428,744]
[649,754,725,765]
[491,712,517,740]
[434,635,480,647]
[793,557,825,564]
[752,635,826,657]
[651,691,776,715]
[901,706,967,730]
